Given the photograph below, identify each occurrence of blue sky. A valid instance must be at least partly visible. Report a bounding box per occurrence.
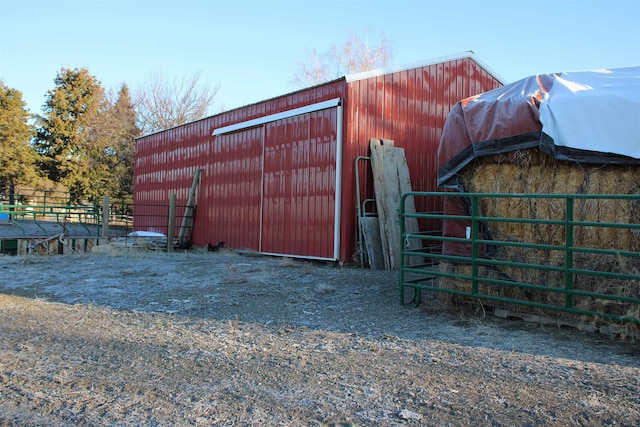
[1,0,639,116]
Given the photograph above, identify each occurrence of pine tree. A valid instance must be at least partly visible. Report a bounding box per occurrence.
[34,67,105,202]
[96,84,140,202]
[0,81,38,190]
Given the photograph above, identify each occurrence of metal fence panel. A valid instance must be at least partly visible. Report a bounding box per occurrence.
[399,192,640,326]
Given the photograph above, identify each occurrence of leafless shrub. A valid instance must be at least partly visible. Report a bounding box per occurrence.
[135,71,220,135]
[291,30,393,89]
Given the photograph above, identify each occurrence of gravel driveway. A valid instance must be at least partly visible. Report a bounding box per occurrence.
[0,249,638,426]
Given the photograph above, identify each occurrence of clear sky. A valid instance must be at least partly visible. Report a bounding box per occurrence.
[1,0,639,117]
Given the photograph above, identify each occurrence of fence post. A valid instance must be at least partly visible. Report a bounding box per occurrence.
[471,195,479,295]
[167,193,176,252]
[102,195,109,238]
[399,193,407,304]
[178,168,201,247]
[564,196,574,309]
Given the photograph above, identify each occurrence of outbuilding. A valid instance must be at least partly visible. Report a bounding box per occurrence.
[134,52,504,262]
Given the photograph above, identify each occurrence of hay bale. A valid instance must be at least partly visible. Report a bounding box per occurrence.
[442,148,640,338]
[461,149,639,251]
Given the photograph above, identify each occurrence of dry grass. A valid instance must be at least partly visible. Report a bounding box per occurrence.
[279,257,297,268]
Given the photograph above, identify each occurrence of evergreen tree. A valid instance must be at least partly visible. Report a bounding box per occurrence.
[34,67,105,202]
[93,84,140,202]
[113,84,141,200]
[0,81,38,190]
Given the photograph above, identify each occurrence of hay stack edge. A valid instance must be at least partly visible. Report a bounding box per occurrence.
[436,67,640,338]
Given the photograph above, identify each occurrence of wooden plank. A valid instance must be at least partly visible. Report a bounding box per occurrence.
[381,140,402,269]
[360,216,385,270]
[369,138,390,269]
[178,168,201,246]
[370,138,424,269]
[370,138,407,269]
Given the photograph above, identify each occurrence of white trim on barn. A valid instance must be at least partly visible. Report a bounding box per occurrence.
[333,101,344,260]
[212,98,343,136]
[345,51,508,85]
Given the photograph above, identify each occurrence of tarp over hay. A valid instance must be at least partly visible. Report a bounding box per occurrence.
[438,66,640,190]
[434,67,640,336]
[437,67,640,257]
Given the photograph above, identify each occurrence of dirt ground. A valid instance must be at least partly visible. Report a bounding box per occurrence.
[0,248,639,426]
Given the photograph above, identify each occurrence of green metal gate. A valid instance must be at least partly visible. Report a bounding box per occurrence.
[399,192,640,325]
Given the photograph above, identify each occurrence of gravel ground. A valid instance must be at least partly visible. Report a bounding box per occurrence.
[0,249,639,426]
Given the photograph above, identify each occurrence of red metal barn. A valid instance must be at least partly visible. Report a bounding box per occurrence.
[134,52,503,262]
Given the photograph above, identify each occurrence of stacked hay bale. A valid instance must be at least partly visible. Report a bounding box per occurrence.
[440,148,640,338]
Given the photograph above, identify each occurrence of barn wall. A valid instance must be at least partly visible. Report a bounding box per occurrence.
[339,57,503,261]
[203,126,263,250]
[135,56,503,262]
[134,79,347,252]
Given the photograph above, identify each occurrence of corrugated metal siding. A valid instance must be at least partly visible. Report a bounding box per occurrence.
[135,58,502,262]
[261,108,337,258]
[200,126,263,250]
[340,57,502,261]
[134,121,210,234]
[134,79,346,253]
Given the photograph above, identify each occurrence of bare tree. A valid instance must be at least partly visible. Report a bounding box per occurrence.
[328,32,392,75]
[291,48,332,88]
[135,71,220,135]
[291,31,393,89]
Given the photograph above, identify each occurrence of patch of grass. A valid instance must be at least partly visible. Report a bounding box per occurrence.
[279,257,296,268]
[315,283,336,294]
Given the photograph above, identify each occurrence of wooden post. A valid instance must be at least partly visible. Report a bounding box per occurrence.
[102,195,110,238]
[167,193,176,252]
[177,168,201,246]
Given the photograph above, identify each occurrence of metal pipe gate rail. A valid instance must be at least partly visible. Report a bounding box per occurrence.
[399,192,640,324]
[1,204,100,236]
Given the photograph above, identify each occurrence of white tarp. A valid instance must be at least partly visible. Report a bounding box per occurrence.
[538,67,640,159]
[128,231,166,238]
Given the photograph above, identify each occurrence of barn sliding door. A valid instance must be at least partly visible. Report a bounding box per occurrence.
[205,126,263,250]
[262,107,339,259]
[212,98,342,260]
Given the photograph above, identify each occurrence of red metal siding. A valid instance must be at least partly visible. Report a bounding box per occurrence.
[134,57,503,262]
[134,121,210,235]
[339,57,502,261]
[134,79,346,255]
[199,127,263,250]
[262,108,337,258]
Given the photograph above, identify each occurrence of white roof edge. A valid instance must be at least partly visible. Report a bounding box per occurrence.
[345,51,508,85]
[212,97,342,136]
